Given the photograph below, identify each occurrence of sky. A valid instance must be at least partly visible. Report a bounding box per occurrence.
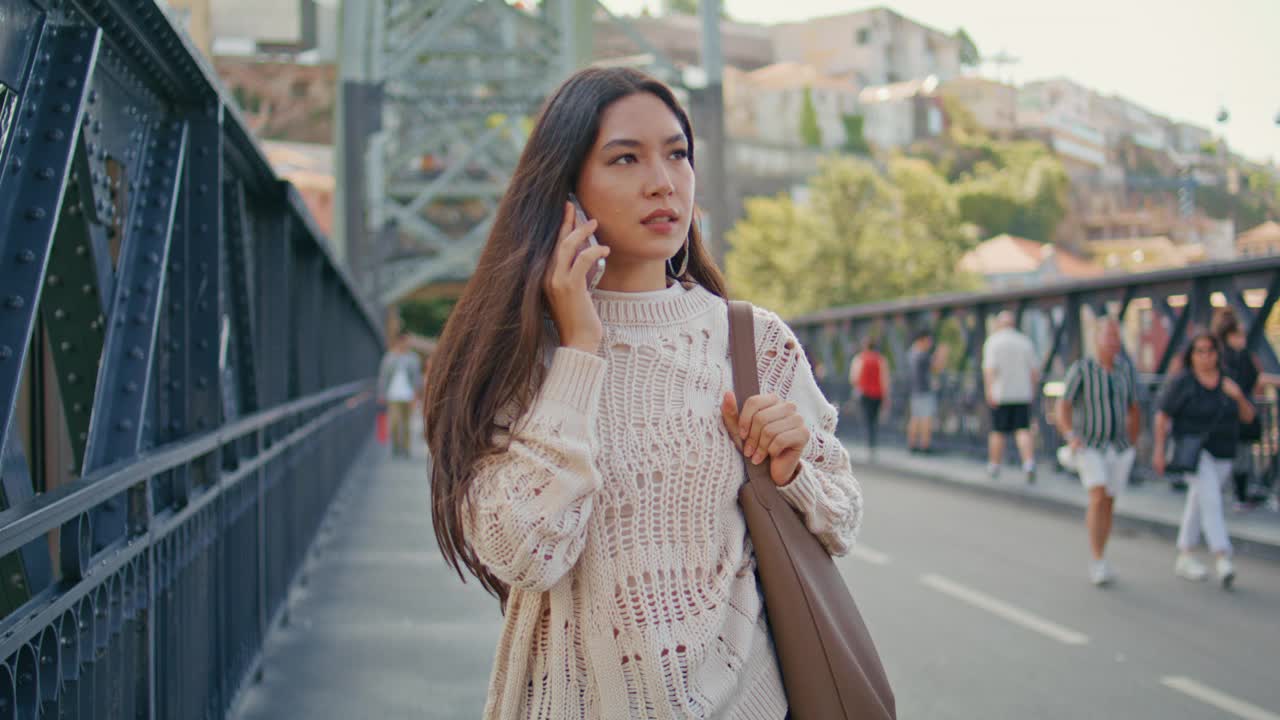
[602,0,1280,165]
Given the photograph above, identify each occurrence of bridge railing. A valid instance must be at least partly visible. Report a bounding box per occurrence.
[789,257,1280,484]
[0,1,383,717]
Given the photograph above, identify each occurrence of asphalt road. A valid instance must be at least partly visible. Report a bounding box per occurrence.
[847,464,1280,720]
[233,443,1280,719]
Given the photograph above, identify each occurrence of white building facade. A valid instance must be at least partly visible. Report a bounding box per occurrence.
[725,63,861,150]
[770,8,961,89]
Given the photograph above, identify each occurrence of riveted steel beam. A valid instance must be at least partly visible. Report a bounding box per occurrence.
[0,24,100,460]
[222,181,261,418]
[42,138,107,472]
[83,118,187,472]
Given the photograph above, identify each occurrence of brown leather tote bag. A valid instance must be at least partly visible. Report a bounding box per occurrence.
[728,301,896,720]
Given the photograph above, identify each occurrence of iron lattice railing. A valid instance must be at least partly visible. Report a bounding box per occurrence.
[0,1,383,717]
[788,258,1280,485]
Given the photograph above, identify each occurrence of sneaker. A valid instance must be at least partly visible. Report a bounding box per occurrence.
[1089,559,1113,586]
[1216,556,1236,590]
[1024,464,1037,484]
[987,464,1000,480]
[1175,553,1208,582]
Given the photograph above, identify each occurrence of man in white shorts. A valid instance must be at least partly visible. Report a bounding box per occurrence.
[983,311,1040,482]
[1055,318,1140,586]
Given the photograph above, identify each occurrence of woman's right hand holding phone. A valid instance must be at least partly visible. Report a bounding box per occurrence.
[545,202,610,354]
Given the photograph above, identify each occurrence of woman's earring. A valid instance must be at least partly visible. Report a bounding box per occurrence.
[668,236,690,278]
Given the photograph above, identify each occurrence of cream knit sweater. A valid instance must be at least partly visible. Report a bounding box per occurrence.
[464,282,863,720]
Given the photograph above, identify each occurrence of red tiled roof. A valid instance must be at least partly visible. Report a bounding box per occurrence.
[1238,221,1280,245]
[960,234,1102,278]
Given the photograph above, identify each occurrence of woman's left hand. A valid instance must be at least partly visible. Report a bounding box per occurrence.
[722,391,809,487]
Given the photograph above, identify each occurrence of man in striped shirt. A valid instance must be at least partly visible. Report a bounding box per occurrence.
[1055,318,1141,587]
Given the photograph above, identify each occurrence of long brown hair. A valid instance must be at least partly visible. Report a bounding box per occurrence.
[424,67,727,603]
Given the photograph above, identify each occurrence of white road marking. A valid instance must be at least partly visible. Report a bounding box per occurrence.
[919,573,1089,646]
[847,545,890,565]
[1161,676,1280,720]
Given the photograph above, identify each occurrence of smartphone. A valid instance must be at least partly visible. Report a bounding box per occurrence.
[568,193,606,291]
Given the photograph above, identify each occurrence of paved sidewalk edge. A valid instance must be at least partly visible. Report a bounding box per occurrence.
[853,458,1280,564]
[229,434,378,720]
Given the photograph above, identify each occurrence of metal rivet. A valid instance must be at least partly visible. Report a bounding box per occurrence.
[46,129,65,141]
[26,207,46,221]
[125,382,138,393]
[130,347,145,359]
[37,168,54,180]
[73,403,83,413]
[0,346,11,360]
[117,420,133,431]
[60,341,71,352]
[5,296,24,309]
[67,373,78,384]
[47,275,59,286]
[74,244,86,255]
[81,284,93,295]
[16,250,35,263]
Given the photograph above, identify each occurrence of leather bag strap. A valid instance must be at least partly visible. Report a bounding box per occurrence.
[727,301,777,505]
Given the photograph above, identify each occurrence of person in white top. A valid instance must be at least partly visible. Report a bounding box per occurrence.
[422,68,862,720]
[982,311,1040,482]
[377,333,423,457]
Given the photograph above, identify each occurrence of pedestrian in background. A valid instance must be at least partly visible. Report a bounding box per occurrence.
[1153,332,1255,589]
[983,311,1040,482]
[1056,318,1140,586]
[906,330,943,454]
[378,332,423,457]
[850,338,891,457]
[1211,308,1278,507]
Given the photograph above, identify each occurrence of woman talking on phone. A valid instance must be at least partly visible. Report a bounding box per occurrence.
[423,68,862,719]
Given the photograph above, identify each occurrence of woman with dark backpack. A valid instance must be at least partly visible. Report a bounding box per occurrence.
[1211,309,1279,507]
[850,338,891,456]
[423,68,867,720]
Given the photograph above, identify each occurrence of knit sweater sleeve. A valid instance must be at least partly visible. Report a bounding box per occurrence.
[752,307,863,557]
[463,348,607,592]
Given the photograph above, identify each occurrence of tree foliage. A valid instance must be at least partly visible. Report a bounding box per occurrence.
[841,114,870,155]
[937,94,987,143]
[950,141,1069,242]
[664,0,729,19]
[799,87,822,148]
[726,157,981,317]
[954,28,980,67]
[399,297,457,338]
